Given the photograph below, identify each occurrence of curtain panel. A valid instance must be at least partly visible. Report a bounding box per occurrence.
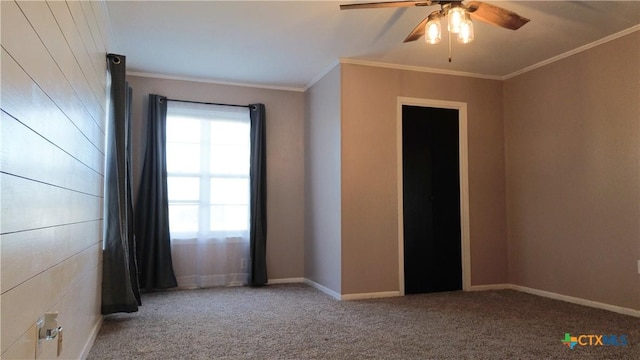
[249,104,267,286]
[102,54,140,314]
[134,97,267,289]
[135,94,178,291]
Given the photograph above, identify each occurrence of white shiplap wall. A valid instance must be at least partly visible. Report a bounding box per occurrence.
[1,1,110,358]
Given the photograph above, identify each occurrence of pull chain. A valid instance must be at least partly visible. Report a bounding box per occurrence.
[448,30,452,62]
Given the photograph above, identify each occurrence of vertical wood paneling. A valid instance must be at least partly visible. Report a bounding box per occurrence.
[0,244,101,355]
[0,0,110,358]
[65,1,104,89]
[1,1,102,152]
[16,0,105,146]
[47,0,107,122]
[0,173,102,234]
[1,221,102,293]
[2,262,103,359]
[1,50,104,174]
[89,1,112,53]
[0,324,37,360]
[0,112,103,197]
[79,1,105,59]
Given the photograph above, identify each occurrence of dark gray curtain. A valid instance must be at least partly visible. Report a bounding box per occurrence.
[135,94,178,291]
[102,54,141,314]
[249,104,267,285]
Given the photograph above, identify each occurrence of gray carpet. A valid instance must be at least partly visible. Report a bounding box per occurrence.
[88,283,639,359]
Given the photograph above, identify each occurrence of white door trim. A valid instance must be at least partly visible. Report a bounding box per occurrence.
[396,97,471,295]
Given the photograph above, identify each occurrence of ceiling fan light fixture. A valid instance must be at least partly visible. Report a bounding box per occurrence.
[340,1,530,59]
[425,12,442,44]
[457,14,474,44]
[447,6,466,34]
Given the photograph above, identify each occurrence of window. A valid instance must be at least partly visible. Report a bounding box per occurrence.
[165,101,250,239]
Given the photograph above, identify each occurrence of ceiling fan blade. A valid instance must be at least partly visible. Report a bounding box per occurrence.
[465,1,530,30]
[404,16,429,42]
[340,1,433,10]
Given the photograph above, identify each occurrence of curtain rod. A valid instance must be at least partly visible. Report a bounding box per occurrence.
[165,98,250,109]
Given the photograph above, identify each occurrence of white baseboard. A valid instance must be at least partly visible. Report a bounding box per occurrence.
[274,278,640,317]
[468,283,511,291]
[80,316,103,360]
[302,279,401,301]
[341,291,402,301]
[303,279,342,300]
[267,277,305,284]
[509,284,640,318]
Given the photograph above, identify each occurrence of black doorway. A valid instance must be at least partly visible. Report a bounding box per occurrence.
[402,105,462,294]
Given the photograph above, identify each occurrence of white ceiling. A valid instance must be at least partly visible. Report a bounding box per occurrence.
[106,1,640,90]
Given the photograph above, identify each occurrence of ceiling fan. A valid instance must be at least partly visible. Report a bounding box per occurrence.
[340,1,530,61]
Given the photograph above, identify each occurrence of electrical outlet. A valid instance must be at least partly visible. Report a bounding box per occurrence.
[637,260,640,275]
[240,258,247,270]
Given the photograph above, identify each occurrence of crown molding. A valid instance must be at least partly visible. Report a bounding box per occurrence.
[126,71,306,92]
[339,58,503,81]
[304,60,340,90]
[503,25,640,80]
[337,25,640,83]
[125,25,639,93]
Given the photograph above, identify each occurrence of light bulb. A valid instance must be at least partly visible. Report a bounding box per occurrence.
[457,15,474,44]
[425,14,441,44]
[447,7,466,34]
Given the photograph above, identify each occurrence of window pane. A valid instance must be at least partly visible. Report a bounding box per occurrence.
[210,121,249,146]
[166,143,200,173]
[166,117,201,143]
[168,204,199,233]
[166,103,251,236]
[210,178,249,205]
[210,144,249,174]
[210,205,248,231]
[167,177,199,201]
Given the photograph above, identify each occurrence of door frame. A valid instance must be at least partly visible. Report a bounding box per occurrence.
[396,97,471,295]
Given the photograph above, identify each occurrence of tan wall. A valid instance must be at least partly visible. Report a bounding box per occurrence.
[304,66,342,293]
[504,32,640,310]
[340,64,507,294]
[126,75,306,280]
[1,1,109,358]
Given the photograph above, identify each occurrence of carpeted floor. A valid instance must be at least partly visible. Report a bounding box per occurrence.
[88,283,639,359]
